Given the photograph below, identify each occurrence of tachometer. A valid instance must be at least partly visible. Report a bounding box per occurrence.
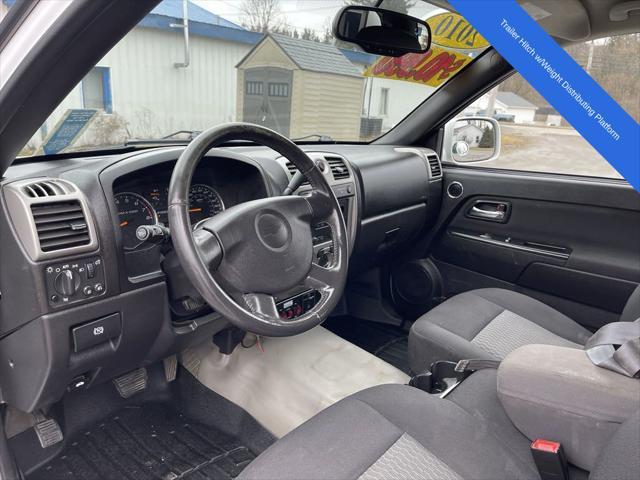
[188,184,225,224]
[114,192,158,250]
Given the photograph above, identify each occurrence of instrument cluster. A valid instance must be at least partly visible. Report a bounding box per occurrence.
[114,184,224,250]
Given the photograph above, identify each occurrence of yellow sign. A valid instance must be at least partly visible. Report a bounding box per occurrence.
[363,45,471,88]
[427,13,488,50]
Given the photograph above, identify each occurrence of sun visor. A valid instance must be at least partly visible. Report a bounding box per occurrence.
[430,0,591,41]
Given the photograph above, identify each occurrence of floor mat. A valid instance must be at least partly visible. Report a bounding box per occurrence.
[374,336,411,375]
[20,367,273,480]
[182,327,409,439]
[324,316,412,374]
[30,402,254,480]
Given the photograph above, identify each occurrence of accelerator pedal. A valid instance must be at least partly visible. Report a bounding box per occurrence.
[113,367,148,398]
[163,355,178,382]
[34,415,63,448]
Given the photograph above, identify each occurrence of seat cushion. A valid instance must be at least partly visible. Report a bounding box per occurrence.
[239,382,539,480]
[409,288,591,373]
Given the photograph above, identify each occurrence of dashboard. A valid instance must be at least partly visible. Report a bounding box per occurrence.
[0,143,442,412]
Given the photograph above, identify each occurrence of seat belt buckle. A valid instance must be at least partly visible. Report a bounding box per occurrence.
[454,359,469,373]
[530,439,569,480]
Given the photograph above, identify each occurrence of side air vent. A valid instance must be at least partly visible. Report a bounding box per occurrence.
[23,180,73,198]
[285,162,310,186]
[31,201,91,252]
[327,156,350,180]
[3,178,98,260]
[427,154,442,179]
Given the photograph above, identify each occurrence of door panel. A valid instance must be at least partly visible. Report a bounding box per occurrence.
[431,167,640,330]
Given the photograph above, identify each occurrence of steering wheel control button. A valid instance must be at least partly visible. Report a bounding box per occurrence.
[71,313,121,352]
[256,211,291,251]
[45,255,106,308]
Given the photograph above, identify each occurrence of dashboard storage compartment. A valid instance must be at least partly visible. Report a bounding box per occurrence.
[71,313,121,352]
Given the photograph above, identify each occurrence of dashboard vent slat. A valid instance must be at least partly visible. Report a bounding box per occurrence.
[326,156,350,180]
[31,201,90,252]
[426,154,442,179]
[23,180,71,198]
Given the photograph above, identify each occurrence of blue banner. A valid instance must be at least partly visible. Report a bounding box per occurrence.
[449,0,640,190]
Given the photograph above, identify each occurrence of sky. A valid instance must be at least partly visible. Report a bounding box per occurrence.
[193,0,346,34]
[193,0,437,35]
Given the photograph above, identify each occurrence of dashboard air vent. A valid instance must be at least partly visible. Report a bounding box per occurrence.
[23,180,72,198]
[327,156,350,180]
[285,161,309,186]
[427,154,442,179]
[31,201,90,252]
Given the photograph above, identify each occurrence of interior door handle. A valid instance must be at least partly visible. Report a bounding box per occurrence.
[470,205,505,219]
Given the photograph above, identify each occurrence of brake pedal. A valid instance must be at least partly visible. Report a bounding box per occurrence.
[113,367,148,398]
[34,416,63,448]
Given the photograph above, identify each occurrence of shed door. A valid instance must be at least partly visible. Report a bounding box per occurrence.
[243,68,292,137]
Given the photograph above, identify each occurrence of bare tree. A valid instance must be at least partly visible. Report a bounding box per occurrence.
[241,0,283,33]
[344,0,416,15]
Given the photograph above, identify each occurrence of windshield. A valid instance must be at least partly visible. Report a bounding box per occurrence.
[16,0,489,157]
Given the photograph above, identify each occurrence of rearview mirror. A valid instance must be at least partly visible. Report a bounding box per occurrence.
[444,117,501,163]
[333,6,431,57]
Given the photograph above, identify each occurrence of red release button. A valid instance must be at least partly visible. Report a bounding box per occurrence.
[531,439,561,453]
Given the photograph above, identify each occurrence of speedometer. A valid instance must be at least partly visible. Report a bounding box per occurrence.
[114,192,158,250]
[189,184,224,224]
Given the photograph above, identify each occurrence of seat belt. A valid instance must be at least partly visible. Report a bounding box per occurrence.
[585,318,640,378]
[454,358,501,373]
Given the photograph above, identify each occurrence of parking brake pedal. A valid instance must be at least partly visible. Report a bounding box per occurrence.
[34,416,63,448]
[113,367,148,398]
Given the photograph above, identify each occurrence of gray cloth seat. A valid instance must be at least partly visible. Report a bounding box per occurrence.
[240,369,640,480]
[408,286,640,374]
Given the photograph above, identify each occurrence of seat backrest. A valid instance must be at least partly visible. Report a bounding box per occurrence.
[620,285,640,323]
[589,410,640,480]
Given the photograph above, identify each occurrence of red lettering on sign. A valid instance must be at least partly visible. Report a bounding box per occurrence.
[370,49,467,85]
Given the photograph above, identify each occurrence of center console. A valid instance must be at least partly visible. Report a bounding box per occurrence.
[497,344,640,471]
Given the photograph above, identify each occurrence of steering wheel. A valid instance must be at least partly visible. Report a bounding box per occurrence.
[167,123,349,337]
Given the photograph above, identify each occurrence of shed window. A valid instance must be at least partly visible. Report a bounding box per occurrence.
[246,81,263,95]
[268,83,289,97]
[82,67,112,113]
[379,88,389,116]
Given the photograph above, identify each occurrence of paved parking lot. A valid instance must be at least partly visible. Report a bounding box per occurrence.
[479,124,622,179]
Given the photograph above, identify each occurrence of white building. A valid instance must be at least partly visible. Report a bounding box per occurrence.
[29,0,261,152]
[453,123,484,147]
[20,0,428,153]
[346,52,435,136]
[467,91,538,123]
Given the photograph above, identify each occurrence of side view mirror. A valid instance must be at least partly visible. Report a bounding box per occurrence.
[333,6,431,57]
[444,117,501,163]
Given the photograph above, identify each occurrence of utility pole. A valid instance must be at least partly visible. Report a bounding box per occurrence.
[486,85,499,116]
[586,40,594,73]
